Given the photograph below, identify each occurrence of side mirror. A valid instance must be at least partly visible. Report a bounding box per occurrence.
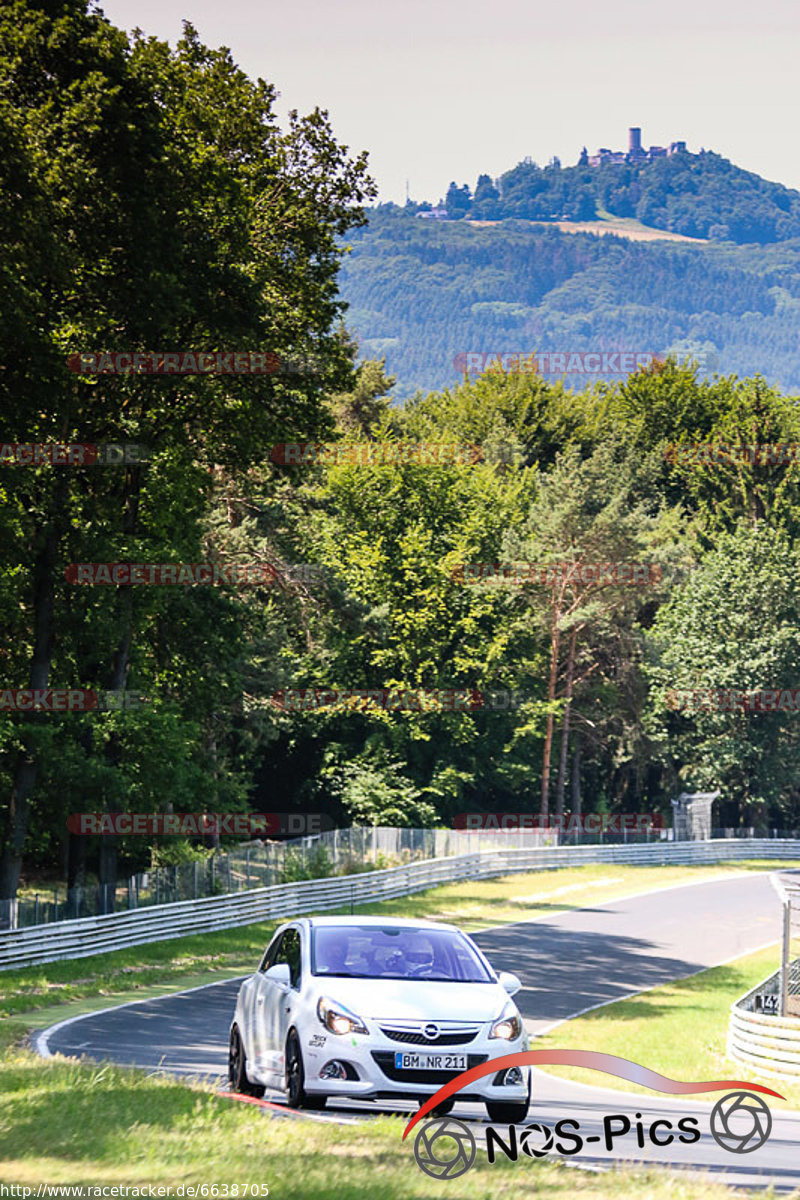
[498,970,521,996]
[264,962,291,988]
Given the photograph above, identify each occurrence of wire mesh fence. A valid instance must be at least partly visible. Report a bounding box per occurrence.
[1,822,795,933]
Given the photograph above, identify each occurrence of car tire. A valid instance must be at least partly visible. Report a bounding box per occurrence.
[485,1068,530,1123]
[285,1030,327,1110]
[485,1099,530,1123]
[426,1098,454,1116]
[228,1026,265,1098]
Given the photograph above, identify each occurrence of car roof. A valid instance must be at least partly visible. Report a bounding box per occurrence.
[302,915,462,932]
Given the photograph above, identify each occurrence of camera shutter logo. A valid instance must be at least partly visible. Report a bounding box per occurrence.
[710,1092,772,1154]
[413,1117,476,1179]
[518,1123,554,1158]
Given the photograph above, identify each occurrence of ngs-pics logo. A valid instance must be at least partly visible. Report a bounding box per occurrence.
[404,1051,782,1179]
[413,1093,773,1180]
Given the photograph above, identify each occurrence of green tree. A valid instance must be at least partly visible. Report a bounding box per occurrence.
[0,0,374,899]
[504,443,684,818]
[644,523,800,827]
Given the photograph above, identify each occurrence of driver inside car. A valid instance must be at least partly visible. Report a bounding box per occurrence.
[316,931,350,974]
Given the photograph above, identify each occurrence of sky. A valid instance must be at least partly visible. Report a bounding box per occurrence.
[97,0,800,204]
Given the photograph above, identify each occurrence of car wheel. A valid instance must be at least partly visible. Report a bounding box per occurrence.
[485,1099,530,1123]
[228,1026,265,1098]
[426,1098,454,1116]
[285,1030,327,1109]
[485,1068,530,1123]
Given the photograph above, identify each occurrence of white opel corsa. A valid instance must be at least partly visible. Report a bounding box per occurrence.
[228,915,531,1121]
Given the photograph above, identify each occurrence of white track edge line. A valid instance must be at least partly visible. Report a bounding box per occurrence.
[34,973,246,1058]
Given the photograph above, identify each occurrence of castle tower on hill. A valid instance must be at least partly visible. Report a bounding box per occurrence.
[586,128,687,167]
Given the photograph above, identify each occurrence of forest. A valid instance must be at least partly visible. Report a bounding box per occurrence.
[1,1,799,903]
[440,150,800,243]
[339,209,800,397]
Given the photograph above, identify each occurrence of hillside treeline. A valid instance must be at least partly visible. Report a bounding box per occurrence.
[339,210,800,397]
[439,151,800,244]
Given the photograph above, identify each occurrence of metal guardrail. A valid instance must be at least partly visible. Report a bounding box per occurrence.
[728,971,800,1079]
[2,837,799,971]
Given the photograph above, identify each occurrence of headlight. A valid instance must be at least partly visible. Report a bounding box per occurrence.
[317,995,368,1036]
[489,1002,522,1040]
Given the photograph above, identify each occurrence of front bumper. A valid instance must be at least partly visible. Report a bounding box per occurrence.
[300,1019,530,1103]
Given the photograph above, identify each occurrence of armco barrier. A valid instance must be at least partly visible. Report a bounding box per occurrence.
[728,973,800,1079]
[2,838,799,970]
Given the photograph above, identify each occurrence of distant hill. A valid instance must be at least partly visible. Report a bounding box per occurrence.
[426,151,800,245]
[337,208,800,398]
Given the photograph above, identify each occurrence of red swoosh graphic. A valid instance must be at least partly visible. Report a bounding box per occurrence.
[401,1050,785,1139]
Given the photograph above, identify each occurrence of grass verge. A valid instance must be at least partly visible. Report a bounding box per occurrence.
[0,1048,792,1196]
[536,943,800,1109]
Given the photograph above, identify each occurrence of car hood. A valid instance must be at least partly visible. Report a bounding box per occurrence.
[311,976,507,1022]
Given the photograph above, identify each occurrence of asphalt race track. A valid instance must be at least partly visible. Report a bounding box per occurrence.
[37,872,800,1190]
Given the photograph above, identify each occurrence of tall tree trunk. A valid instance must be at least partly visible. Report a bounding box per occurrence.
[203,727,221,851]
[555,627,578,817]
[0,494,63,899]
[540,607,561,821]
[571,729,582,818]
[96,469,140,913]
[67,725,93,896]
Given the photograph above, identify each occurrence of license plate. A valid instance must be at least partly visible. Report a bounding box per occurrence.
[394,1052,468,1071]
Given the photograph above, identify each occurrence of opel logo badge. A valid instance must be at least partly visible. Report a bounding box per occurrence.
[423,1022,439,1040]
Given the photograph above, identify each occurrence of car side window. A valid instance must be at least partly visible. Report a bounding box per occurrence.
[259,932,284,973]
[277,928,302,988]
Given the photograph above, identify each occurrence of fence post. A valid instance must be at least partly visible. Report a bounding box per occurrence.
[34,893,40,926]
[246,847,251,887]
[780,897,791,1017]
[53,889,58,923]
[333,827,339,873]
[194,860,199,900]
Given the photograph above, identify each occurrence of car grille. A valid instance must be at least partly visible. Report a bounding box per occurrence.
[378,1023,480,1047]
[372,1052,487,1084]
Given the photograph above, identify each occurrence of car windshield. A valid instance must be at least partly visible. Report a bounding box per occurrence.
[311,924,494,982]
